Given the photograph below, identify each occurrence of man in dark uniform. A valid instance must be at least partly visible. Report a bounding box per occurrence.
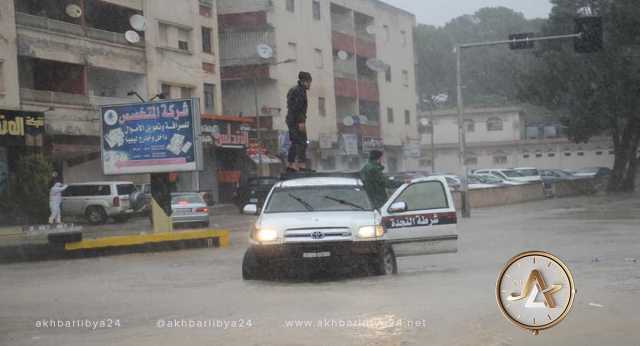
[286,72,312,172]
[360,150,401,209]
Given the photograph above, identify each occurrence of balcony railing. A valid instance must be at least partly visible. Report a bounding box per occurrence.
[21,88,89,106]
[220,30,276,67]
[333,59,356,80]
[16,12,145,48]
[218,0,273,14]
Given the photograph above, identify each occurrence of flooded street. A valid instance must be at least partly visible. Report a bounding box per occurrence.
[1,193,639,346]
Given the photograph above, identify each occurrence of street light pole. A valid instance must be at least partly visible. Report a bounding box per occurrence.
[455,47,470,218]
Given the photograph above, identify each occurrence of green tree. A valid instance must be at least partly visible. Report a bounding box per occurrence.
[3,154,54,223]
[517,0,640,191]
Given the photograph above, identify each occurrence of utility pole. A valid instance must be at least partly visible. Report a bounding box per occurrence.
[454,32,584,219]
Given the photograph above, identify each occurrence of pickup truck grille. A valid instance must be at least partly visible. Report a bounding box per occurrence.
[284,228,352,243]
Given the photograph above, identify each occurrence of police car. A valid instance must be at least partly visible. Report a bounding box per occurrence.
[241,173,458,279]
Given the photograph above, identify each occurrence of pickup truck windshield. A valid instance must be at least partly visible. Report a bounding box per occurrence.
[264,186,373,213]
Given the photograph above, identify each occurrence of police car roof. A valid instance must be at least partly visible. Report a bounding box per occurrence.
[277,177,363,188]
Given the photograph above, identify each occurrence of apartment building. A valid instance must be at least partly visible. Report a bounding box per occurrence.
[217,0,419,173]
[418,106,615,174]
[0,0,222,190]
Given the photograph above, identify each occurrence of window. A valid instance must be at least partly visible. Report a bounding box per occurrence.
[400,30,407,47]
[288,42,298,60]
[487,117,504,131]
[117,184,136,196]
[466,120,475,132]
[391,181,448,212]
[564,152,572,157]
[312,1,321,20]
[404,110,411,125]
[286,0,295,12]
[577,152,585,156]
[180,87,192,98]
[523,154,530,159]
[493,156,508,165]
[536,153,543,158]
[387,108,394,123]
[608,150,614,155]
[204,83,215,113]
[161,84,172,99]
[548,153,556,157]
[402,70,409,86]
[596,151,603,155]
[385,66,392,82]
[314,48,324,69]
[318,97,326,117]
[202,62,215,74]
[201,27,212,54]
[178,28,190,51]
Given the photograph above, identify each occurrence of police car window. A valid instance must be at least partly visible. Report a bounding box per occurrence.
[117,184,135,195]
[265,186,372,213]
[392,181,448,211]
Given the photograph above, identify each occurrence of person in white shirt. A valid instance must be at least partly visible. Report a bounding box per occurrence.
[48,181,68,224]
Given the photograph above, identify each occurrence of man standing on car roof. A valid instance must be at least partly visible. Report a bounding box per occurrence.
[360,150,402,209]
[286,71,312,172]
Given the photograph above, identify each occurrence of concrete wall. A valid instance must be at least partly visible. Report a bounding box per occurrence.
[452,183,545,209]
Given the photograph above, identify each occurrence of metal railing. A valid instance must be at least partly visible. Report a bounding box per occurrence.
[220,30,276,66]
[218,0,273,14]
[20,88,90,106]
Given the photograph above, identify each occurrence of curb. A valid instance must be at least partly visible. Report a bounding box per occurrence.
[0,229,229,264]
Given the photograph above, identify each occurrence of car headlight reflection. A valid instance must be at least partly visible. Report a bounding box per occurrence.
[254,228,279,242]
[358,225,385,238]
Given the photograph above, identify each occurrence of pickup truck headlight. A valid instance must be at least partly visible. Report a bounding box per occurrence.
[253,228,279,242]
[358,225,385,238]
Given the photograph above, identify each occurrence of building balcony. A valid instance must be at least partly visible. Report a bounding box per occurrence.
[337,123,381,138]
[357,79,379,102]
[335,78,358,99]
[332,31,355,54]
[219,12,270,31]
[218,0,273,15]
[355,38,376,58]
[220,30,276,67]
[21,88,89,106]
[221,64,270,81]
[15,12,145,48]
[333,58,357,80]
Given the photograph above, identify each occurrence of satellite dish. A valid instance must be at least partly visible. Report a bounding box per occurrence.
[358,115,368,125]
[129,14,147,31]
[342,116,354,127]
[337,50,349,61]
[124,30,141,44]
[256,44,274,59]
[366,25,377,35]
[65,4,82,18]
[419,118,430,127]
[366,58,388,73]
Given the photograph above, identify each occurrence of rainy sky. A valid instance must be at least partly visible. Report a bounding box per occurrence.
[383,0,554,26]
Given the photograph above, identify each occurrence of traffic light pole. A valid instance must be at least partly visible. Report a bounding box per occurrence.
[454,32,582,219]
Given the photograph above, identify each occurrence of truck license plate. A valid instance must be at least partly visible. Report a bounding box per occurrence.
[303,251,331,258]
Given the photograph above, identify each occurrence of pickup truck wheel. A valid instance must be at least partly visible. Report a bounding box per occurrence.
[242,248,264,280]
[85,206,107,225]
[373,245,398,275]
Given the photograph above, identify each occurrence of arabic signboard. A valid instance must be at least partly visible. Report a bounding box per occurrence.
[362,136,384,153]
[0,109,45,146]
[100,98,202,175]
[201,119,254,148]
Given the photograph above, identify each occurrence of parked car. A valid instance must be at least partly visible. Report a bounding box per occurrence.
[473,168,531,183]
[473,173,527,186]
[513,167,543,182]
[571,167,611,178]
[467,174,503,189]
[233,176,280,211]
[171,192,210,228]
[62,181,141,224]
[428,174,462,191]
[135,183,152,213]
[540,169,580,182]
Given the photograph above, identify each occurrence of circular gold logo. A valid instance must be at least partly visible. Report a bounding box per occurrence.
[496,251,576,335]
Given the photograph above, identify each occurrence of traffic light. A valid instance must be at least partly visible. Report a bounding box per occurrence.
[509,33,535,50]
[575,16,603,53]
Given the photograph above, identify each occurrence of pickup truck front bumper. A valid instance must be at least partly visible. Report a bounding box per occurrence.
[251,241,385,265]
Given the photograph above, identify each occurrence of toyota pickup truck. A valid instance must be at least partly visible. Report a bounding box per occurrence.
[241,174,458,279]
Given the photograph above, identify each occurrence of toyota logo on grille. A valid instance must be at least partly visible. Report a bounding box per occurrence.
[311,231,325,239]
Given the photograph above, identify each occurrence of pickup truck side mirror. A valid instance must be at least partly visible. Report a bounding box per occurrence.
[388,201,407,213]
[242,204,258,215]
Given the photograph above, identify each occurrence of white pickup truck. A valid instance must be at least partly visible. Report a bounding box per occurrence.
[241,174,458,279]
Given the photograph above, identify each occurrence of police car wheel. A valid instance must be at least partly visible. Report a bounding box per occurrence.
[242,248,264,280]
[373,246,398,275]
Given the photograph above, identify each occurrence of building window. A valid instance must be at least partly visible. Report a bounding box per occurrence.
[400,30,407,47]
[609,150,614,155]
[577,152,584,156]
[487,117,503,131]
[201,27,213,54]
[312,1,321,20]
[596,151,603,155]
[523,154,530,159]
[404,110,411,125]
[202,62,215,74]
[402,70,409,86]
[204,83,215,113]
[564,152,572,157]
[286,0,295,12]
[548,153,556,157]
[466,120,475,132]
[180,87,192,98]
[465,157,478,166]
[318,97,326,117]
[536,153,543,158]
[288,42,298,60]
[387,108,394,123]
[385,66,392,82]
[178,28,190,51]
[314,48,324,69]
[161,84,172,99]
[493,156,508,165]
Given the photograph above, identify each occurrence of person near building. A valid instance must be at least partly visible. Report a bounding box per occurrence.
[48,179,68,224]
[286,71,312,172]
[360,150,402,209]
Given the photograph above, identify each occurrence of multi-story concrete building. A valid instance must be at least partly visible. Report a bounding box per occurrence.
[418,106,614,174]
[217,0,419,173]
[1,0,222,190]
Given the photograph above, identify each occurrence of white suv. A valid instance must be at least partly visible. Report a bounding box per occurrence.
[241,175,458,279]
[61,181,140,224]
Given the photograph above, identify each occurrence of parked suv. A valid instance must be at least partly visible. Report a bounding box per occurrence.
[62,181,140,224]
[241,175,458,279]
